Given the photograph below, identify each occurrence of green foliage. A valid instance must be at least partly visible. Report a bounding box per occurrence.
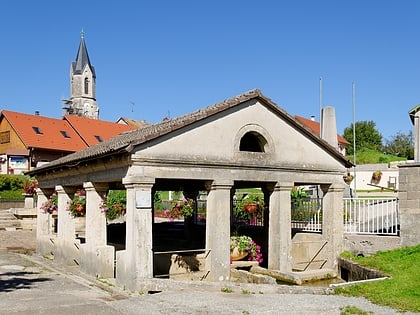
[0,174,26,191]
[343,121,383,156]
[163,198,195,221]
[290,186,309,200]
[383,130,414,159]
[340,305,373,315]
[0,190,25,199]
[40,193,58,213]
[67,189,86,217]
[233,193,264,222]
[153,191,168,211]
[347,148,405,164]
[336,245,420,313]
[220,287,233,293]
[100,190,126,221]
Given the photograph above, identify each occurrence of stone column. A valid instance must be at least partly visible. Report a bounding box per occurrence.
[83,182,108,246]
[54,185,78,265]
[205,179,232,281]
[116,176,154,291]
[23,194,35,208]
[399,164,420,246]
[414,112,420,162]
[268,182,293,273]
[321,182,345,271]
[35,188,54,256]
[79,182,114,278]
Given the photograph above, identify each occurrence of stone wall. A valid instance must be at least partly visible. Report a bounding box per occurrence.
[343,234,401,256]
[398,162,420,246]
[338,257,386,282]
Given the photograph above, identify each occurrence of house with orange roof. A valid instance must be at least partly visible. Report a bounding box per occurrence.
[294,115,350,156]
[0,110,135,174]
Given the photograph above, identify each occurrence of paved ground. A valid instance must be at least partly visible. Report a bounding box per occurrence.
[0,229,416,314]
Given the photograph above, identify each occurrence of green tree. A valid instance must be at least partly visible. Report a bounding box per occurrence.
[343,120,383,156]
[384,130,414,159]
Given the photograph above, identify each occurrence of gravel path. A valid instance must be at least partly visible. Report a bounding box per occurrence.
[0,229,417,314]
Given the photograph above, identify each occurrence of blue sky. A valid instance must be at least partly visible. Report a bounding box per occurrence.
[1,1,419,140]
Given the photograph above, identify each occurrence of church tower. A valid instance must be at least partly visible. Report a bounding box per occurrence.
[63,31,99,119]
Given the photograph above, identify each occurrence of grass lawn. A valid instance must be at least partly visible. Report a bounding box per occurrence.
[336,245,420,313]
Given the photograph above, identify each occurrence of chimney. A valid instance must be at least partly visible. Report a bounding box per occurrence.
[310,115,316,121]
[34,111,40,116]
[321,106,338,149]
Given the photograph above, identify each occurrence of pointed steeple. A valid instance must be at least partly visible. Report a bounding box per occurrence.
[64,31,99,119]
[72,30,95,77]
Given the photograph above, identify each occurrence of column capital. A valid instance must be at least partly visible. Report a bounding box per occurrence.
[320,182,346,194]
[273,182,294,192]
[122,176,155,188]
[209,179,233,191]
[55,185,77,195]
[83,182,109,192]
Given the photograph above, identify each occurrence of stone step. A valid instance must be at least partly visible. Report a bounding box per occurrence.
[0,210,22,230]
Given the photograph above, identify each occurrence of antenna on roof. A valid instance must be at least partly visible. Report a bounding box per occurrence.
[130,101,135,113]
[319,76,323,138]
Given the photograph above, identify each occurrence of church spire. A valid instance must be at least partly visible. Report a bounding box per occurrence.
[72,30,95,77]
[63,31,99,119]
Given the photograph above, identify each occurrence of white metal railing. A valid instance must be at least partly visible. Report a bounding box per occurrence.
[291,198,323,233]
[343,198,399,235]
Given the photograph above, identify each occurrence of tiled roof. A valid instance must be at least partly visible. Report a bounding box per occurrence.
[1,110,87,152]
[116,117,150,129]
[294,115,350,146]
[64,115,136,146]
[29,89,353,174]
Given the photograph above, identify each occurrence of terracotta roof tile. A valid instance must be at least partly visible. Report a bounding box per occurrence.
[294,115,350,145]
[64,115,136,146]
[1,110,87,152]
[29,89,353,174]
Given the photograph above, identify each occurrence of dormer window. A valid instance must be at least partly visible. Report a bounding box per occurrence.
[32,126,43,135]
[60,130,71,138]
[239,131,266,152]
[94,135,103,142]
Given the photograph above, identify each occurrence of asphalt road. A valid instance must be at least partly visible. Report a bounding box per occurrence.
[0,230,415,314]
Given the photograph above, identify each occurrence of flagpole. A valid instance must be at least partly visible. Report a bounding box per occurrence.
[352,82,357,195]
[319,77,323,137]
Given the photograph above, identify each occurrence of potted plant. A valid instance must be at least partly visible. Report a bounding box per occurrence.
[67,189,86,217]
[371,170,383,184]
[230,235,263,264]
[234,193,264,223]
[22,177,38,196]
[343,171,354,185]
[40,193,58,214]
[99,190,127,221]
[163,197,195,222]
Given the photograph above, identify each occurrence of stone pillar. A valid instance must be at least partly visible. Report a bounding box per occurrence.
[205,179,232,281]
[321,182,345,271]
[268,182,293,273]
[414,112,420,162]
[321,106,339,150]
[23,194,35,208]
[54,185,78,265]
[399,163,420,246]
[116,176,154,291]
[83,182,108,246]
[79,182,114,278]
[35,188,55,256]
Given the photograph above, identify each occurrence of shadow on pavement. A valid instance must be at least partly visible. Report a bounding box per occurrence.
[0,271,52,292]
